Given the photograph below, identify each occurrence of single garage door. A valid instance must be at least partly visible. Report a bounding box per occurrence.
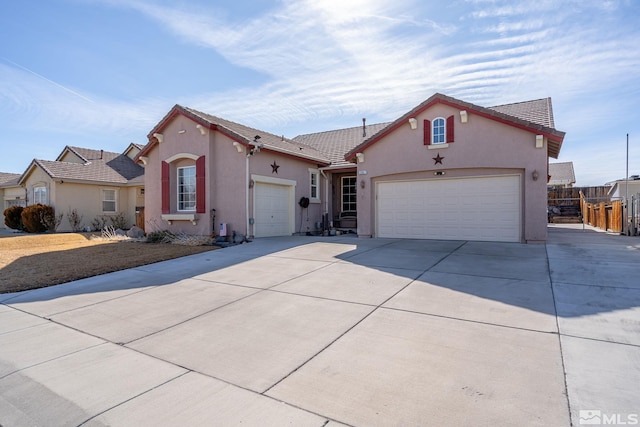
[254,182,293,237]
[377,175,521,242]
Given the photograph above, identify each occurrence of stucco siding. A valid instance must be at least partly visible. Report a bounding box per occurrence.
[357,104,549,242]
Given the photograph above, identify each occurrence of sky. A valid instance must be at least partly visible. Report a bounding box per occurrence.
[1,0,638,186]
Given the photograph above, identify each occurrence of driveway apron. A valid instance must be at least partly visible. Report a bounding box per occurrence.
[0,225,637,426]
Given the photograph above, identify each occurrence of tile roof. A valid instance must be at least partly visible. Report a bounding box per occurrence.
[489,98,555,128]
[22,146,144,185]
[293,122,391,169]
[345,93,565,161]
[143,105,331,165]
[0,172,21,187]
[548,162,576,186]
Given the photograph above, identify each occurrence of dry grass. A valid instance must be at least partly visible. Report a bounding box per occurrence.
[0,232,217,294]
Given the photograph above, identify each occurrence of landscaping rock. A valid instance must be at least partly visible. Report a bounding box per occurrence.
[127,226,145,238]
[115,228,126,236]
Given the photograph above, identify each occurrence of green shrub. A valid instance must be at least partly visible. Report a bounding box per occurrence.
[21,204,50,233]
[3,205,24,230]
[91,216,108,231]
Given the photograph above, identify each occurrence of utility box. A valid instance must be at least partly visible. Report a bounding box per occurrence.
[219,223,229,236]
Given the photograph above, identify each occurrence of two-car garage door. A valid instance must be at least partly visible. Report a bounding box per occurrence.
[377,175,521,242]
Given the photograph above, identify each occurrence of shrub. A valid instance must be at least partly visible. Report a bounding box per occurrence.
[91,216,108,231]
[3,205,24,230]
[67,208,84,232]
[21,204,50,233]
[39,205,61,232]
[146,230,175,243]
[109,212,128,230]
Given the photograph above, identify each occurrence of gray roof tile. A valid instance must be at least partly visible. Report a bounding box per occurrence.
[0,172,21,187]
[489,98,555,128]
[548,162,576,185]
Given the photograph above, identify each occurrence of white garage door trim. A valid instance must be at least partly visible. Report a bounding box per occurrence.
[376,175,521,242]
[252,174,296,238]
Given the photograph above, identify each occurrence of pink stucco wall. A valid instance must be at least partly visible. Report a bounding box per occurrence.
[355,103,549,242]
[143,113,325,237]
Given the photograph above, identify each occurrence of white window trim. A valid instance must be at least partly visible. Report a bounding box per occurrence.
[33,186,47,205]
[101,188,118,213]
[177,165,196,212]
[432,117,446,145]
[308,168,320,204]
[341,175,357,213]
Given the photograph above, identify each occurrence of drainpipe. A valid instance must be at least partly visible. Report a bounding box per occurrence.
[319,168,329,229]
[246,154,250,238]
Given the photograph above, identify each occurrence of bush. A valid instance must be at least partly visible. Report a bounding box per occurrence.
[109,212,128,230]
[39,205,61,231]
[67,208,84,232]
[146,230,175,243]
[3,205,24,230]
[21,204,51,233]
[91,216,108,231]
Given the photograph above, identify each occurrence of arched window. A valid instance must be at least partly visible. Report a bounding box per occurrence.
[432,117,445,144]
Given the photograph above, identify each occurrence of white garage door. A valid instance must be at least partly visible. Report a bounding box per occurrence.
[377,175,521,242]
[254,182,293,237]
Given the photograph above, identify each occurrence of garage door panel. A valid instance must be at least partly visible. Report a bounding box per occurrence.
[254,183,293,238]
[377,176,521,242]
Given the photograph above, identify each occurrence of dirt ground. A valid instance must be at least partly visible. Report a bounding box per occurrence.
[0,233,217,293]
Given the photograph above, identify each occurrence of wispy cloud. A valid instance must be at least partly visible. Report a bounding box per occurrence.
[1,0,638,184]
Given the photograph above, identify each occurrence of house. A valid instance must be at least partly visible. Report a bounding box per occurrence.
[607,175,640,200]
[138,93,565,243]
[0,173,24,229]
[7,144,145,232]
[548,162,576,188]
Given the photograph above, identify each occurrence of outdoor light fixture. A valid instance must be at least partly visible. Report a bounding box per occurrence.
[408,118,418,130]
[532,170,539,181]
[355,152,365,163]
[360,180,365,189]
[535,135,544,148]
[460,110,468,123]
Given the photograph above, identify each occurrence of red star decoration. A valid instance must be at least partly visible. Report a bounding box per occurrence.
[433,153,444,165]
[271,161,280,174]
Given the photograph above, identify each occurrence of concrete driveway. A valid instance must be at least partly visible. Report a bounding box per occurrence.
[0,224,638,426]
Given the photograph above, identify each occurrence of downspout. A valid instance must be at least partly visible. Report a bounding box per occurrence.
[320,168,329,229]
[246,154,250,238]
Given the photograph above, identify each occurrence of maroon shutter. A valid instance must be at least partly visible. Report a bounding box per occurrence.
[161,161,170,214]
[196,155,206,213]
[423,119,431,145]
[446,115,455,143]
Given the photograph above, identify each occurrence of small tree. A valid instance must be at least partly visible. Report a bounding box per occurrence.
[67,208,84,232]
[3,205,24,230]
[21,204,49,233]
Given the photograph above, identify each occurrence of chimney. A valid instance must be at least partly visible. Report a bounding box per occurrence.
[100,149,103,160]
[362,118,366,137]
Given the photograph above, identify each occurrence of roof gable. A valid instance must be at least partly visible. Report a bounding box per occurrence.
[19,146,144,185]
[139,105,330,166]
[345,93,566,161]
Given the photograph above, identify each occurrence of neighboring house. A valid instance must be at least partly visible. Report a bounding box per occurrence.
[548,162,576,187]
[15,144,145,232]
[0,173,24,229]
[607,175,640,200]
[138,93,565,243]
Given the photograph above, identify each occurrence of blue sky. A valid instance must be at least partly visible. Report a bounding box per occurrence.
[1,0,638,185]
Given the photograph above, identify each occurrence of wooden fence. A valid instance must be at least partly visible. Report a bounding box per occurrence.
[548,186,610,206]
[580,193,623,232]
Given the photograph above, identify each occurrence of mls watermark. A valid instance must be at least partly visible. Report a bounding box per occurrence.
[580,410,639,425]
